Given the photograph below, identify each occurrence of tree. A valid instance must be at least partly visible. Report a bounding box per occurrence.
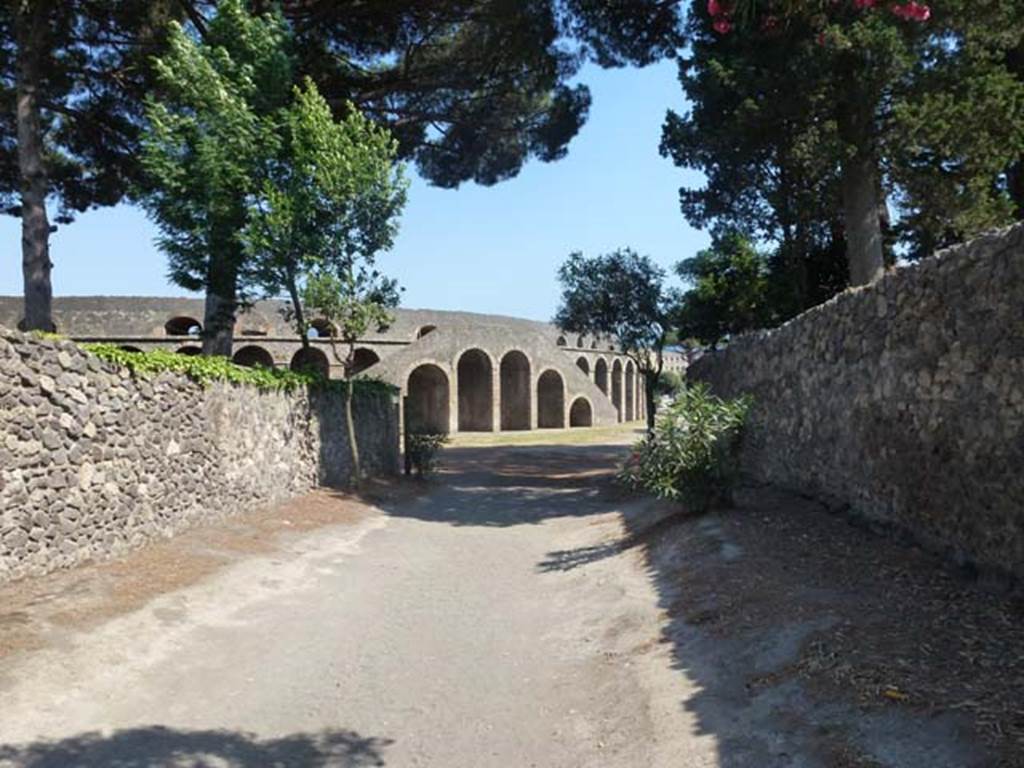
[665,0,1024,290]
[673,232,774,347]
[138,0,294,355]
[0,2,175,331]
[554,249,673,431]
[161,0,685,351]
[243,79,406,483]
[302,274,401,486]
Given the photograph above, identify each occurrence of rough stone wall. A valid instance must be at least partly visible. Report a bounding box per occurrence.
[0,327,399,584]
[689,225,1024,580]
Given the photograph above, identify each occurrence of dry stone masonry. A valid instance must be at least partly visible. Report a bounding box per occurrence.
[690,224,1024,582]
[0,327,399,584]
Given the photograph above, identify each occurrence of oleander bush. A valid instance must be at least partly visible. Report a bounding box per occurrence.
[405,431,449,478]
[619,382,751,512]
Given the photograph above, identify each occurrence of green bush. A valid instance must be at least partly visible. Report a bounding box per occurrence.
[619,383,751,512]
[405,431,449,478]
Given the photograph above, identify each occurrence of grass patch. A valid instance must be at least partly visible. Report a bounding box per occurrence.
[448,423,644,448]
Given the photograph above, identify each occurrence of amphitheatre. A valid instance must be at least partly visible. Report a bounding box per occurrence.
[0,296,687,434]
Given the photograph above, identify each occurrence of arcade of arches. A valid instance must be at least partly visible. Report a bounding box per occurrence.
[402,350,644,434]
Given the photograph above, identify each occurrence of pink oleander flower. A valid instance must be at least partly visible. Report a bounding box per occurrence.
[713,17,733,33]
[708,0,724,16]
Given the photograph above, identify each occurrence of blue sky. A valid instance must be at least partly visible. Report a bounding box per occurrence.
[0,59,709,323]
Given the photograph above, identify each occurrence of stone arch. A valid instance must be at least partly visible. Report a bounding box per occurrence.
[291,346,330,378]
[500,350,531,431]
[119,345,142,353]
[594,358,609,395]
[590,338,599,349]
[556,335,567,347]
[457,348,494,432]
[351,347,380,375]
[233,345,274,369]
[575,356,589,376]
[406,364,450,434]
[569,397,593,428]
[625,360,635,421]
[575,335,585,348]
[306,318,335,339]
[537,369,565,429]
[165,316,201,337]
[611,359,623,422]
[176,345,201,356]
[417,325,436,339]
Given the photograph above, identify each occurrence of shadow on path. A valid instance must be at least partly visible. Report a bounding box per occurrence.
[0,726,392,767]
[386,440,1011,767]
[375,444,633,528]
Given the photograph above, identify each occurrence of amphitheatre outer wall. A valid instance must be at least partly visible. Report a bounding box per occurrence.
[0,297,686,433]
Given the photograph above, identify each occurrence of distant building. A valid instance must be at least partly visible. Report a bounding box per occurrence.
[0,297,687,433]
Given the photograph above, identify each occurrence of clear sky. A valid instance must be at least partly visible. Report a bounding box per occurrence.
[0,59,709,323]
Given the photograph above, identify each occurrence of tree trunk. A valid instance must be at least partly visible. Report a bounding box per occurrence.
[344,375,361,487]
[202,248,238,356]
[840,152,885,286]
[837,64,885,288]
[285,270,309,349]
[16,1,53,332]
[644,374,657,433]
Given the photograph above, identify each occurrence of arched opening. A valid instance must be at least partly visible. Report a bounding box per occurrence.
[500,350,531,431]
[176,345,201,356]
[575,335,585,348]
[233,345,274,369]
[457,349,494,432]
[611,359,623,422]
[569,397,593,428]
[351,348,381,376]
[590,338,599,349]
[556,336,567,347]
[417,325,436,339]
[165,317,201,337]
[118,345,142,353]
[625,361,635,421]
[575,356,589,376]
[406,364,450,434]
[595,358,609,395]
[537,370,565,429]
[306,318,335,339]
[240,328,268,337]
[291,347,330,378]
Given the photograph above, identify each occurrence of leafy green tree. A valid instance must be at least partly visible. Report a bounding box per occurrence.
[665,0,1024,291]
[244,79,406,344]
[302,272,401,486]
[673,232,773,347]
[554,248,673,431]
[140,0,685,353]
[139,0,293,355]
[241,78,406,483]
[0,1,176,331]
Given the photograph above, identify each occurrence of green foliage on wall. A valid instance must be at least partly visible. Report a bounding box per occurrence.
[81,343,396,397]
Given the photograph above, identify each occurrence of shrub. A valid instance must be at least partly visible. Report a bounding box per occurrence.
[619,383,751,512]
[405,431,449,478]
[655,370,684,397]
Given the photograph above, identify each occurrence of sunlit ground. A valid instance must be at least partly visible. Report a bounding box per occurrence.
[447,422,644,448]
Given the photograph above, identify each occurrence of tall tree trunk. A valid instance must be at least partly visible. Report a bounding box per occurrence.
[202,250,238,356]
[837,66,885,287]
[16,1,53,332]
[840,152,885,286]
[285,269,309,349]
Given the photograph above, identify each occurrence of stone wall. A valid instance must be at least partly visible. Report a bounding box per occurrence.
[0,327,399,583]
[689,225,1024,581]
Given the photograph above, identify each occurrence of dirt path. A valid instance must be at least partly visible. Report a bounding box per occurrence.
[0,442,1013,767]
